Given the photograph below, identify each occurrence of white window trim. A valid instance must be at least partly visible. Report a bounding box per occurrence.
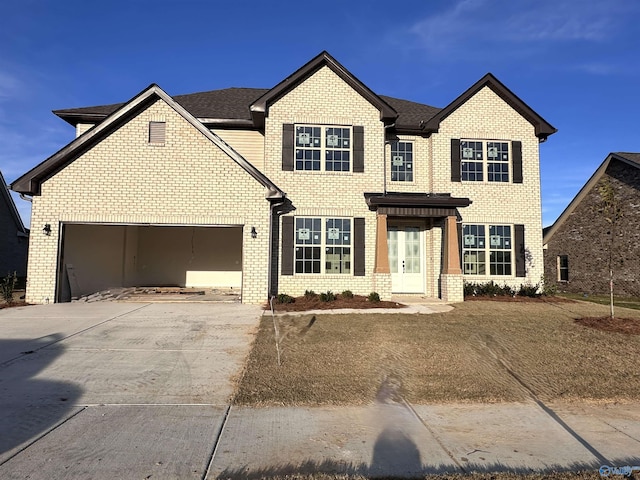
[557,255,569,282]
[294,217,353,275]
[461,139,511,183]
[390,140,415,183]
[295,124,352,173]
[462,223,514,277]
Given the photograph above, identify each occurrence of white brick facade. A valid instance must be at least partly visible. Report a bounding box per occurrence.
[27,99,273,304]
[16,53,553,305]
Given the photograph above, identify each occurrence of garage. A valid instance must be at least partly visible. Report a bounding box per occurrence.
[57,224,243,302]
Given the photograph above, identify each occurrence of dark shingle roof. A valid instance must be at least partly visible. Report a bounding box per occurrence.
[615,152,640,166]
[53,87,441,130]
[379,95,441,130]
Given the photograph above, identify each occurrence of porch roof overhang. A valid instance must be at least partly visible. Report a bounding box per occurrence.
[364,192,472,217]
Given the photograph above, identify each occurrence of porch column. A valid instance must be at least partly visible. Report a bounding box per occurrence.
[374,213,390,273]
[442,215,461,274]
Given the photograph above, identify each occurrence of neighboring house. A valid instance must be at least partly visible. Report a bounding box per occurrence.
[0,170,29,278]
[11,52,555,305]
[543,152,640,297]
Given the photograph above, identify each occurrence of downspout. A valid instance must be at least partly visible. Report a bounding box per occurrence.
[383,123,395,195]
[19,193,33,203]
[267,191,286,300]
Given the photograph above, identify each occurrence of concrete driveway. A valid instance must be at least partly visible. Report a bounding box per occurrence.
[3,302,640,479]
[0,302,261,479]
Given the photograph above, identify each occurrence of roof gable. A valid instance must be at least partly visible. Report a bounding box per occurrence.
[543,152,640,244]
[12,85,285,199]
[249,51,398,127]
[1,170,27,235]
[421,73,557,141]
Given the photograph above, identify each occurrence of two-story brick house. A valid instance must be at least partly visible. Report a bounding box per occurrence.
[11,52,555,305]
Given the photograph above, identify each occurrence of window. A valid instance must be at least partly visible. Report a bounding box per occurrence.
[557,255,569,282]
[149,121,166,144]
[390,141,413,182]
[461,140,509,182]
[295,217,351,274]
[463,224,512,276]
[295,125,351,172]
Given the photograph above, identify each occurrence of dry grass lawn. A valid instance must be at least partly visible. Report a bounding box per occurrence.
[234,300,640,406]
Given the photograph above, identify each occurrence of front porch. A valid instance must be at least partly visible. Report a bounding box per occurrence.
[365,192,471,303]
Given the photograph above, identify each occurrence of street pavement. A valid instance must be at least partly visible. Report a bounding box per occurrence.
[0,302,639,479]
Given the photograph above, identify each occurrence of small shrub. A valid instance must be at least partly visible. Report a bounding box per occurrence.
[1,271,17,304]
[341,290,354,299]
[276,293,294,304]
[517,282,541,298]
[319,290,336,302]
[540,276,557,296]
[304,289,317,299]
[368,292,380,303]
[464,281,478,297]
[464,281,515,298]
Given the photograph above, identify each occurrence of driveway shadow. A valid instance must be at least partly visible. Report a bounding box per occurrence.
[0,335,83,461]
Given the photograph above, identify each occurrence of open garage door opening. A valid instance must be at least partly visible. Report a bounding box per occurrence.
[57,224,243,302]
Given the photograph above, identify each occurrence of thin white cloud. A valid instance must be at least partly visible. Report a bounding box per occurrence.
[408,0,637,58]
[0,70,22,100]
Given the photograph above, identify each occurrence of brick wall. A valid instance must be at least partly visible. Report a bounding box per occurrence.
[544,159,640,296]
[264,66,391,298]
[258,69,545,299]
[433,86,545,290]
[27,98,273,304]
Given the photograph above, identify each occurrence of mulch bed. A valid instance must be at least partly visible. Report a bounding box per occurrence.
[0,301,28,310]
[266,294,404,312]
[575,316,640,335]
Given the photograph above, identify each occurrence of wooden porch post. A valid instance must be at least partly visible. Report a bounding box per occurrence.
[374,214,390,273]
[443,215,462,274]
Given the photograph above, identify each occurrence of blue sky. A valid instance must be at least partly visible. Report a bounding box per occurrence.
[2,0,639,228]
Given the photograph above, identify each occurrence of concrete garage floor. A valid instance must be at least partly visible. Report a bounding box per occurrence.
[1,303,640,479]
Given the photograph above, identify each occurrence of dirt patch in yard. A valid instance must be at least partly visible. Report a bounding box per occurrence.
[575,316,640,335]
[235,300,640,406]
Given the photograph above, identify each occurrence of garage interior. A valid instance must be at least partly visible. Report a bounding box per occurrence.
[57,224,243,302]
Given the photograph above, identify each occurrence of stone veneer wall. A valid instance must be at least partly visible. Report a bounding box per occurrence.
[544,160,640,296]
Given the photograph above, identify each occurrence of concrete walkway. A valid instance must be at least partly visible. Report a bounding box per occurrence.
[1,302,639,479]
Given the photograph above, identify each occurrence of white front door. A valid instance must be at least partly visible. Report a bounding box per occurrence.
[388,226,424,293]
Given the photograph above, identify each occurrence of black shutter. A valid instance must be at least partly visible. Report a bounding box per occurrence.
[353,126,364,173]
[512,141,523,184]
[515,224,526,277]
[282,124,294,171]
[281,216,294,275]
[451,138,461,182]
[354,217,365,276]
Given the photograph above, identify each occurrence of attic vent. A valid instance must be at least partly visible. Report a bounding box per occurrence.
[149,121,166,144]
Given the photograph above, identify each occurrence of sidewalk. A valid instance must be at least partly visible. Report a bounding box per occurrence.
[207,400,640,478]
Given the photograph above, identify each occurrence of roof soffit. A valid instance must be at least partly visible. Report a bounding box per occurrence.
[421,73,557,140]
[249,51,398,126]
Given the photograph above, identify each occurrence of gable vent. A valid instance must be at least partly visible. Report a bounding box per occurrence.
[149,121,166,144]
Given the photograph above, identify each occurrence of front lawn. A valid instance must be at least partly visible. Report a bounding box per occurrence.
[234,300,640,406]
